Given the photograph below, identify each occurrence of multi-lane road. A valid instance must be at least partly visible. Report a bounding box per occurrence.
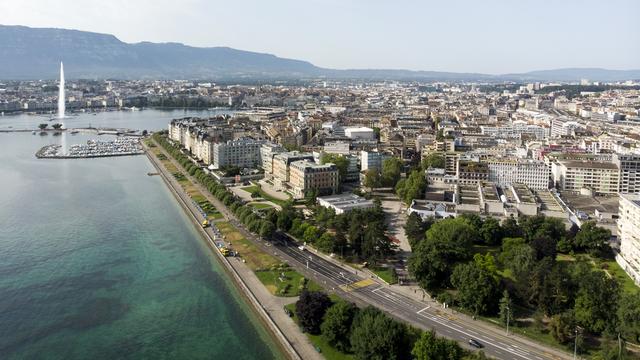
[265,232,571,360]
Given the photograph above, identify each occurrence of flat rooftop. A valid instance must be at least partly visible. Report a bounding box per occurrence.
[560,192,619,215]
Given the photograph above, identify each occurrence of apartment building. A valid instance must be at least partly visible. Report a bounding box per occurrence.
[613,154,640,194]
[272,151,314,190]
[193,133,215,165]
[288,160,339,199]
[552,160,619,195]
[212,139,266,169]
[485,159,549,190]
[260,143,285,178]
[617,193,640,286]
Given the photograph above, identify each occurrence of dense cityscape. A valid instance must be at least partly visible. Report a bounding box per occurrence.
[1,1,639,360]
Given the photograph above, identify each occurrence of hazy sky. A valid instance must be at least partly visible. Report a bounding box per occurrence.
[1,0,638,74]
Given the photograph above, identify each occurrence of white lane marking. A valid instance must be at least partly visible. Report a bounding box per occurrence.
[417,306,430,314]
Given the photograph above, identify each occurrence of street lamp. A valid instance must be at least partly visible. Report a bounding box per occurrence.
[506,304,510,336]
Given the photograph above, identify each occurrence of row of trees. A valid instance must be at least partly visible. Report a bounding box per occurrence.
[38,123,63,130]
[406,213,640,354]
[295,290,487,360]
[154,133,276,239]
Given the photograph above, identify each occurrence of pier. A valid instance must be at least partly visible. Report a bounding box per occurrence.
[36,137,144,159]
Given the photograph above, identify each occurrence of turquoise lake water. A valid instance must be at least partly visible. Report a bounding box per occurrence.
[0,114,282,359]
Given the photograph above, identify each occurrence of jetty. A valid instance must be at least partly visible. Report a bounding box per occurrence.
[36,137,144,159]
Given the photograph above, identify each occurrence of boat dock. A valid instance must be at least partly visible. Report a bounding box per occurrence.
[36,137,144,159]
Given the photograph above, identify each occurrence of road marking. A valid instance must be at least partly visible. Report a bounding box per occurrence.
[417,306,430,314]
[339,278,375,292]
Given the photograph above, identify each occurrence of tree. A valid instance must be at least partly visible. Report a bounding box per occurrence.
[38,123,48,130]
[364,169,382,189]
[530,235,558,261]
[593,340,631,360]
[295,290,332,334]
[321,153,350,183]
[381,157,403,187]
[573,221,611,258]
[51,123,63,129]
[411,330,464,360]
[617,292,640,344]
[350,307,409,360]
[498,290,514,326]
[320,300,357,352]
[573,269,620,334]
[395,170,427,204]
[549,310,577,344]
[259,221,275,239]
[421,152,445,170]
[409,218,476,290]
[303,225,320,244]
[479,217,503,245]
[316,232,336,253]
[532,262,575,316]
[451,261,499,315]
[405,212,428,250]
[459,213,484,233]
[361,221,392,262]
[501,217,522,238]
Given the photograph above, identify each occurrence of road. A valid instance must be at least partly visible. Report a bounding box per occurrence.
[153,139,572,360]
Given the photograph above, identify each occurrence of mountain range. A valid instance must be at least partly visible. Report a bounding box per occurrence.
[1,25,638,82]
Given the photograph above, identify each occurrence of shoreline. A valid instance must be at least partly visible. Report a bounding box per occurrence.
[142,140,302,360]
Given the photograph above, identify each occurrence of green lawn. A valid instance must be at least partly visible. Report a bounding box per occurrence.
[371,266,396,285]
[249,202,274,210]
[241,185,291,207]
[255,269,322,297]
[284,303,355,360]
[216,221,281,271]
[600,259,639,295]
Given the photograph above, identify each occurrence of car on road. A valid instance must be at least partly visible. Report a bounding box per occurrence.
[298,245,305,251]
[469,339,483,348]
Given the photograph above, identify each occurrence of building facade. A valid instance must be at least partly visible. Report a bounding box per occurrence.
[553,160,620,195]
[485,159,549,190]
[288,160,339,199]
[614,154,640,194]
[212,139,266,169]
[272,151,315,190]
[617,193,640,286]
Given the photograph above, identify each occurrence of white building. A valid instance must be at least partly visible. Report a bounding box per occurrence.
[345,127,375,140]
[485,159,549,190]
[317,193,375,214]
[212,138,266,169]
[617,193,640,286]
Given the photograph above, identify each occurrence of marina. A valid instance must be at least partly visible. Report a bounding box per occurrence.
[36,137,144,159]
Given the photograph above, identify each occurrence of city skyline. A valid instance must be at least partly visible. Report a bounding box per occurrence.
[1,0,638,74]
